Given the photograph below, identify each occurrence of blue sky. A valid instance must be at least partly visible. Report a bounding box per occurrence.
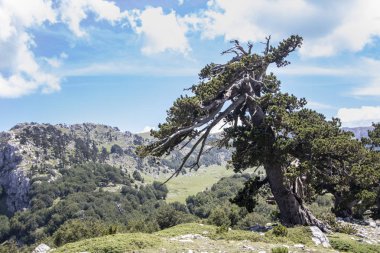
[1,0,380,132]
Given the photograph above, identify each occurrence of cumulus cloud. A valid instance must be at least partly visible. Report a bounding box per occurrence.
[140,126,155,133]
[337,106,380,127]
[59,0,127,37]
[127,7,190,55]
[184,0,380,57]
[191,0,317,42]
[301,0,380,57]
[0,0,60,98]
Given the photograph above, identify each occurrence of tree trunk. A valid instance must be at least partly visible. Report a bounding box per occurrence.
[333,194,356,218]
[265,162,329,232]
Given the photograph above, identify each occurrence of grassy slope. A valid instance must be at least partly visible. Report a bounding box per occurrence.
[53,223,376,253]
[143,165,235,203]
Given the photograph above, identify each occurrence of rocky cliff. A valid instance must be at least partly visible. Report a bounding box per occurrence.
[0,123,230,214]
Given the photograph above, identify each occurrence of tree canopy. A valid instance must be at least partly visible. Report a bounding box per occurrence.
[140,35,380,231]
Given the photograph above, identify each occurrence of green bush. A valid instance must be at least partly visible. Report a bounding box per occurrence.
[0,215,10,241]
[216,224,229,234]
[52,219,118,246]
[271,247,289,253]
[155,204,183,229]
[133,170,143,181]
[330,237,380,253]
[272,224,288,237]
[208,208,231,227]
[334,223,357,235]
[126,218,159,233]
[318,212,336,227]
[236,212,270,228]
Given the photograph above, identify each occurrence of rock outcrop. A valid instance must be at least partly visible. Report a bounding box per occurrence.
[32,243,51,253]
[0,123,231,214]
[310,226,330,247]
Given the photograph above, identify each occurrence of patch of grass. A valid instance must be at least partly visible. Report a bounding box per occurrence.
[54,233,163,253]
[266,226,314,246]
[155,223,216,237]
[272,247,289,253]
[210,228,265,242]
[144,165,235,203]
[53,223,344,253]
[158,223,314,246]
[329,233,380,253]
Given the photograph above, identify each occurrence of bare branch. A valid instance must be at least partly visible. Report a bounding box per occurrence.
[264,35,271,55]
[161,96,246,184]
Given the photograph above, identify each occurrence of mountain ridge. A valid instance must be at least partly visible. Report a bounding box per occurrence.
[0,122,230,214]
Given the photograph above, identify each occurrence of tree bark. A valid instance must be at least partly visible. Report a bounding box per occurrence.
[265,162,329,232]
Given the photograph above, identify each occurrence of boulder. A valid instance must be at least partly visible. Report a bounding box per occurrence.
[32,243,51,253]
[310,226,330,248]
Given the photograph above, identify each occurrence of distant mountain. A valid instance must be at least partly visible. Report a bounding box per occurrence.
[0,123,230,214]
[342,126,374,139]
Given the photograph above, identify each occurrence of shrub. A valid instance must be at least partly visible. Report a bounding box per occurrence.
[216,224,229,234]
[272,224,288,237]
[334,223,357,235]
[208,208,231,227]
[272,247,289,253]
[127,218,159,233]
[330,239,353,252]
[330,237,380,253]
[155,204,194,229]
[133,170,143,182]
[318,212,336,227]
[0,215,10,241]
[52,219,110,246]
[110,144,123,155]
[236,212,270,228]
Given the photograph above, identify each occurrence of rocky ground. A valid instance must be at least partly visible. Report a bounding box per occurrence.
[31,223,380,253]
[336,217,380,245]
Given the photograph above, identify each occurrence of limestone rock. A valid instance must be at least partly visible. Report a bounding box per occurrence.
[293,244,305,249]
[310,226,330,247]
[32,243,51,253]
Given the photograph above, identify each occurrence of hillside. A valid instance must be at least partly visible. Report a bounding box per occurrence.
[0,123,230,214]
[342,126,374,139]
[42,223,380,253]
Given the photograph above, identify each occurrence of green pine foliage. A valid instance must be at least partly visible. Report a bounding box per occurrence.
[0,163,194,246]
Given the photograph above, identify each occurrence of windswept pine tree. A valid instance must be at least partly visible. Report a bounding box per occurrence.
[139,35,380,231]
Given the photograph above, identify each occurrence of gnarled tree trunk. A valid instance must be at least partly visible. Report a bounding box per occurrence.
[265,162,329,232]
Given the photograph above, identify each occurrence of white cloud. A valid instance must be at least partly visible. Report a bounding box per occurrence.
[0,0,60,98]
[43,58,62,68]
[59,0,126,37]
[353,81,380,96]
[185,0,380,57]
[127,7,190,55]
[63,61,199,77]
[190,0,318,42]
[300,0,380,57]
[140,126,155,133]
[337,106,380,127]
[351,58,380,96]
